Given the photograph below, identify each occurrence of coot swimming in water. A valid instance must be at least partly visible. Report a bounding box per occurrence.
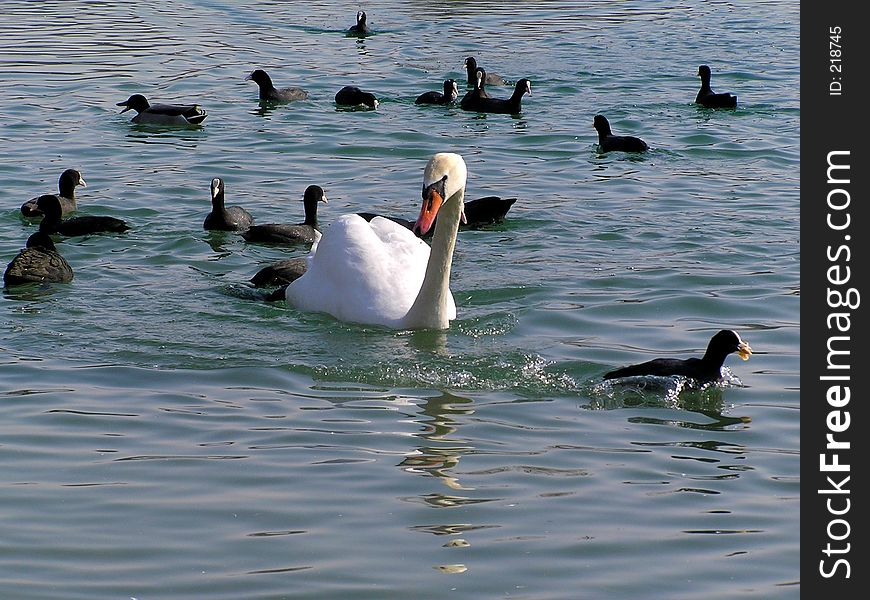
[241,185,327,245]
[603,329,753,384]
[203,178,254,232]
[695,65,738,108]
[246,69,309,102]
[592,115,648,153]
[20,168,86,218]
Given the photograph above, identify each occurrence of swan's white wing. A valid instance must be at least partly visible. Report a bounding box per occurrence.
[366,216,456,324]
[286,214,431,327]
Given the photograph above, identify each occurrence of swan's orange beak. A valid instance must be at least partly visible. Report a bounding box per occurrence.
[413,187,444,237]
[737,340,753,361]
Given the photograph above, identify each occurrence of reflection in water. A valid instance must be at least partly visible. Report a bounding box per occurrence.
[407,329,449,355]
[410,523,498,536]
[589,370,749,415]
[252,102,278,118]
[126,125,206,145]
[629,411,751,432]
[202,231,235,255]
[397,390,474,490]
[397,389,498,567]
[2,284,65,302]
[633,438,746,456]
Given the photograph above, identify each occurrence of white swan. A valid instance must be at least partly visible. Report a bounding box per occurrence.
[285,152,467,329]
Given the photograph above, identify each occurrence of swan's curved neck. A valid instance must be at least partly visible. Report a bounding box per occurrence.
[401,187,465,329]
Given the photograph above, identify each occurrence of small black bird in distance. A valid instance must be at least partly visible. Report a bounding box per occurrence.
[695,65,738,108]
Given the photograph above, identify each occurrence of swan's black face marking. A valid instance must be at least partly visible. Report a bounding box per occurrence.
[414,175,449,236]
[422,175,448,204]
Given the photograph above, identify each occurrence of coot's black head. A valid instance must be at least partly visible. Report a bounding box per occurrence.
[210,178,225,204]
[303,184,328,206]
[116,94,150,113]
[59,169,87,194]
[246,69,272,86]
[444,79,458,100]
[592,114,612,135]
[698,65,712,79]
[515,79,532,96]
[35,194,64,221]
[474,67,486,90]
[705,329,753,362]
[357,11,366,25]
[359,91,378,108]
[25,230,58,252]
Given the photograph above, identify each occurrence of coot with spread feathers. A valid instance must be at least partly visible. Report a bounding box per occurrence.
[21,168,87,218]
[246,69,309,102]
[117,94,208,125]
[593,115,649,153]
[241,185,327,245]
[415,79,459,105]
[695,65,738,108]
[3,230,73,286]
[203,178,254,231]
[603,330,753,384]
[461,78,531,115]
[36,194,129,236]
[464,57,508,87]
[335,86,378,109]
[347,11,370,35]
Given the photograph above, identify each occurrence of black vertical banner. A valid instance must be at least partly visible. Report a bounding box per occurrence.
[802,2,869,597]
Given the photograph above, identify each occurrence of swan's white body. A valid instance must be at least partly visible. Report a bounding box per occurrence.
[285,153,467,329]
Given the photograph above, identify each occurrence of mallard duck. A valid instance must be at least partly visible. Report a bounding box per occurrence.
[117,94,208,125]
